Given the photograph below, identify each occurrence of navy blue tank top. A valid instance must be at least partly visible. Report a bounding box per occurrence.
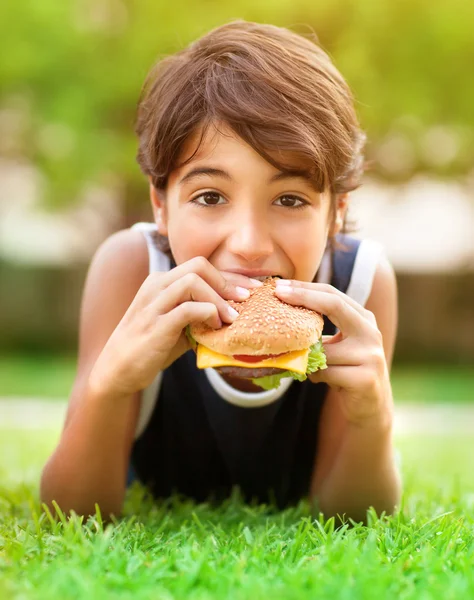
[129,236,362,508]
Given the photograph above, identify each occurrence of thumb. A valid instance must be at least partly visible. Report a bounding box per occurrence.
[321,331,343,345]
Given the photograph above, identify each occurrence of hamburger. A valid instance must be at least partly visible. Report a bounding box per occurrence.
[186,277,327,390]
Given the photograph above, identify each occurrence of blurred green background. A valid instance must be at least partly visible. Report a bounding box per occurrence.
[2,0,474,210]
[0,0,473,398]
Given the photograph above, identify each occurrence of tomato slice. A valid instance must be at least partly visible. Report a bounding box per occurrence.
[232,353,285,363]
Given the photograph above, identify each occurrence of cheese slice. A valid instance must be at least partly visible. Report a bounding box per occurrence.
[196,345,310,375]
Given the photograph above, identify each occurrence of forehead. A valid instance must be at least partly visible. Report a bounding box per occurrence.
[175,121,314,174]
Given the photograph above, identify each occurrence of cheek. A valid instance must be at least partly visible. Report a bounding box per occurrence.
[278,211,328,248]
[277,218,329,280]
[166,211,221,264]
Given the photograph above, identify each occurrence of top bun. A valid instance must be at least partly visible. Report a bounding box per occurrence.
[190,277,324,356]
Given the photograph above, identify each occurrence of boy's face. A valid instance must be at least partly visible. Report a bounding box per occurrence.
[150,123,346,282]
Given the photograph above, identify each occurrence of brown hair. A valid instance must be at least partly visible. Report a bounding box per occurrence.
[135,20,365,250]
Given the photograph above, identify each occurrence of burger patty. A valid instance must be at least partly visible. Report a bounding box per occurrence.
[216,366,285,379]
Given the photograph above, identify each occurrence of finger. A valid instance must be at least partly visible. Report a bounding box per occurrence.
[275,286,365,337]
[166,301,222,334]
[219,271,264,290]
[153,272,239,325]
[322,339,364,366]
[148,256,262,302]
[309,365,359,387]
[277,280,369,319]
[309,366,380,402]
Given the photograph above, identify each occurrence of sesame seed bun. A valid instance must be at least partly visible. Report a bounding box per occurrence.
[190,277,324,356]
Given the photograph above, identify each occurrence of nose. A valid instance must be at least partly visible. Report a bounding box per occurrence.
[226,208,274,263]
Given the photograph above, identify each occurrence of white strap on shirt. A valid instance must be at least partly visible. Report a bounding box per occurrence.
[131,222,170,273]
[131,223,168,438]
[345,239,384,306]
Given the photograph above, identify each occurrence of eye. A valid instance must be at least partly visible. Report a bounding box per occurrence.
[274,195,307,209]
[191,191,227,206]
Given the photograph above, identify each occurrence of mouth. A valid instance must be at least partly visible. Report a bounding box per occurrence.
[253,275,283,281]
[225,268,284,279]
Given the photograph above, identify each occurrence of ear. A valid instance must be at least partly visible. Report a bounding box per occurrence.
[330,193,349,236]
[149,178,168,236]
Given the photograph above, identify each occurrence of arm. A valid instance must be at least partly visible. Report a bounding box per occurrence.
[275,254,401,523]
[41,238,262,519]
[310,255,401,522]
[40,229,149,518]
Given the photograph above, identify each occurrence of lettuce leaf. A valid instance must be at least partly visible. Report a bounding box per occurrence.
[251,340,327,391]
[305,339,327,374]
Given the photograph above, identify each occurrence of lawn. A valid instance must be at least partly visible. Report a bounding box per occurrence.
[1,428,474,599]
[1,357,474,599]
[1,425,474,597]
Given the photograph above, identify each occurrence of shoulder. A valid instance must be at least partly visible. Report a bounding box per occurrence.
[364,252,398,367]
[64,228,150,429]
[77,227,150,362]
[81,227,154,309]
[339,237,397,364]
[365,251,397,305]
[90,228,149,282]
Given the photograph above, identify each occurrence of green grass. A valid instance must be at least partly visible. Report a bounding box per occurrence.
[390,365,474,404]
[1,424,474,599]
[1,353,474,403]
[0,354,77,398]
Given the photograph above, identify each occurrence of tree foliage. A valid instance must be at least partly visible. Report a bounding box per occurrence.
[1,0,472,209]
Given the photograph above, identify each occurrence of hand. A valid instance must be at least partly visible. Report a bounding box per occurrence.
[275,280,393,428]
[88,257,262,398]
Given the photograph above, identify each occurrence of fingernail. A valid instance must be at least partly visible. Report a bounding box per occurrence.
[235,286,251,299]
[275,285,292,294]
[276,279,291,286]
[249,278,264,287]
[228,306,240,320]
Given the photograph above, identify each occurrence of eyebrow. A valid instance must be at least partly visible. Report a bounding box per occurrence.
[179,167,232,185]
[179,166,321,191]
[270,169,319,190]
